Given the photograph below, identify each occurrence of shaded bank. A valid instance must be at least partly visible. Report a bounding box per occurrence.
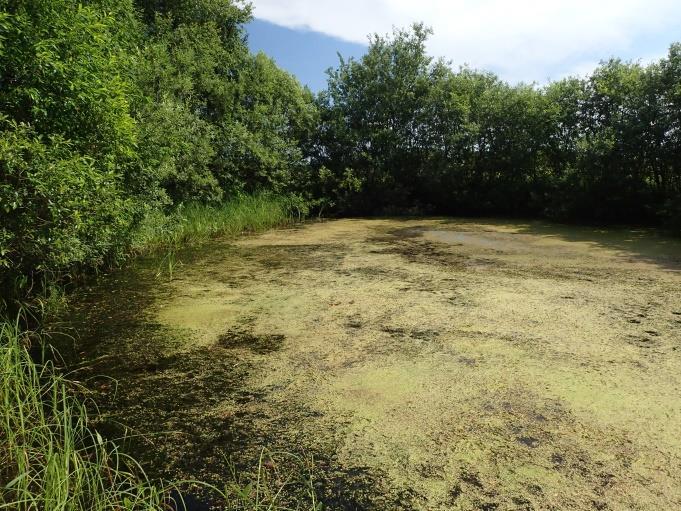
[0,196,306,510]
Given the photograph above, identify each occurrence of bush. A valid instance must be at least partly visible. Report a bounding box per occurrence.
[0,122,135,308]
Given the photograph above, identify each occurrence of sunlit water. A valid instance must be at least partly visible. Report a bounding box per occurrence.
[62,219,681,510]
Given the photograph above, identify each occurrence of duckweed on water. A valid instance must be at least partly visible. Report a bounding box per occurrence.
[67,219,681,510]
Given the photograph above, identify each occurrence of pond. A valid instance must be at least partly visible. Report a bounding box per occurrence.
[61,218,681,510]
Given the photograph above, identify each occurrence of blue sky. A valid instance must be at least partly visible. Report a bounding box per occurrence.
[247,19,366,92]
[246,0,681,91]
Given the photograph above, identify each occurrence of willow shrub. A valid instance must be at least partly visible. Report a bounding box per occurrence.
[0,122,135,310]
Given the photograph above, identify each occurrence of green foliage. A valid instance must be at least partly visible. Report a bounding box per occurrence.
[0,0,143,308]
[135,96,221,205]
[313,26,681,227]
[131,193,300,253]
[317,24,436,212]
[136,0,251,28]
[0,122,134,303]
[0,316,173,510]
[132,11,243,205]
[215,52,317,195]
[0,128,127,295]
[0,0,138,161]
[1,2,680,507]
[0,0,316,307]
[132,5,316,205]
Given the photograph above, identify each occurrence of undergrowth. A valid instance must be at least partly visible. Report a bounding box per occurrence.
[132,194,308,254]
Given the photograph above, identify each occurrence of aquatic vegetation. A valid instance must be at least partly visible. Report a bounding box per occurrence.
[221,449,322,511]
[0,316,173,510]
[7,214,681,509]
[132,194,302,255]
[0,314,321,510]
[138,219,680,509]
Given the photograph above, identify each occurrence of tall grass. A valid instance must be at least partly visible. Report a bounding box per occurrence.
[0,316,171,510]
[0,316,322,510]
[132,194,306,254]
[222,449,322,511]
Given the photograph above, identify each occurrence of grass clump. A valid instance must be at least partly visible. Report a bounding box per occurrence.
[0,316,322,510]
[132,194,308,254]
[218,449,322,511]
[0,316,173,510]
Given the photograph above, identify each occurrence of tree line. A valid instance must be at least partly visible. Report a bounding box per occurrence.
[314,24,681,225]
[1,2,681,305]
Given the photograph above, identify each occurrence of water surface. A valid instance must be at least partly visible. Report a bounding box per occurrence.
[65,218,681,510]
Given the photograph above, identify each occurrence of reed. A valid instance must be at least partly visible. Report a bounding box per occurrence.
[132,194,306,254]
[0,315,174,510]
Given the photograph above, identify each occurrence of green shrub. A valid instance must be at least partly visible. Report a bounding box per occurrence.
[0,122,134,307]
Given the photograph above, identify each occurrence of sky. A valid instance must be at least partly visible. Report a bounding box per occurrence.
[245,0,681,92]
[247,19,366,92]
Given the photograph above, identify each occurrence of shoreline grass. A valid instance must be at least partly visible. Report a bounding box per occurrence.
[1,194,318,510]
[0,316,322,510]
[0,316,173,510]
[132,194,307,254]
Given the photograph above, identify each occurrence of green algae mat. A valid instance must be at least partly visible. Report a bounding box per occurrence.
[68,219,681,510]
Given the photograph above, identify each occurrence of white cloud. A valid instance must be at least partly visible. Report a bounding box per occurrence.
[250,0,681,83]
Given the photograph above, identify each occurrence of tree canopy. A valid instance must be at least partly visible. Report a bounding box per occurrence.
[313,25,681,225]
[0,0,315,303]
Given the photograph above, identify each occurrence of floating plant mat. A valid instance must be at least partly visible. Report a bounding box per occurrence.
[63,218,681,510]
